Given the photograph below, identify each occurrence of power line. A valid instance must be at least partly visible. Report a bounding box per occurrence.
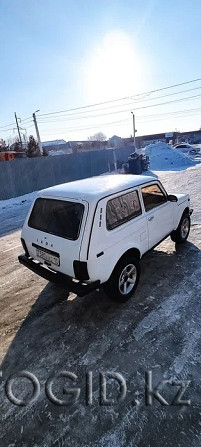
[20,120,34,126]
[40,105,201,135]
[41,110,200,137]
[137,106,201,120]
[37,93,201,124]
[35,85,201,121]
[137,111,201,124]
[0,127,15,133]
[1,77,201,132]
[41,118,130,134]
[20,116,33,123]
[25,124,35,129]
[37,77,201,117]
[0,122,15,129]
[0,116,32,131]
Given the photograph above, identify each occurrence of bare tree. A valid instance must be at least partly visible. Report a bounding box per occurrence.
[88,132,107,142]
[0,139,8,152]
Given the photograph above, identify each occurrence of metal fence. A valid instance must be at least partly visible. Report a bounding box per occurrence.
[0,147,133,200]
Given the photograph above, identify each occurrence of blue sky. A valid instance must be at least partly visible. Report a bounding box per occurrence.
[1,0,201,142]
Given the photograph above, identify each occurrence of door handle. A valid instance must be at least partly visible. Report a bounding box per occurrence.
[148,216,154,221]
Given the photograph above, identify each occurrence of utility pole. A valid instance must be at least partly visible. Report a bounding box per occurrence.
[14,112,22,148]
[131,111,136,150]
[33,110,43,155]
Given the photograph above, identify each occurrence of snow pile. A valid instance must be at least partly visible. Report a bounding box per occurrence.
[143,142,196,171]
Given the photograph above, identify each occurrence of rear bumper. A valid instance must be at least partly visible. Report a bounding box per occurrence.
[18,254,100,297]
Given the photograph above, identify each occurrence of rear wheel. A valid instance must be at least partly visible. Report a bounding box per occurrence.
[171,213,190,244]
[103,255,140,303]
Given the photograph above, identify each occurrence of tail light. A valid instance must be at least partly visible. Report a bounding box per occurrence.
[73,261,89,281]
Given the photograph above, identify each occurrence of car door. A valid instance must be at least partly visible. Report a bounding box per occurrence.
[87,189,147,283]
[140,183,174,249]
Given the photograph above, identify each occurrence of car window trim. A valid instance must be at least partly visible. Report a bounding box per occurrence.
[86,180,155,259]
[141,182,168,213]
[106,189,142,231]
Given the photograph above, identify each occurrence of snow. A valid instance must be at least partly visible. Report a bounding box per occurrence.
[48,149,72,156]
[42,139,66,146]
[1,163,201,445]
[0,191,38,236]
[143,142,196,171]
[0,191,37,211]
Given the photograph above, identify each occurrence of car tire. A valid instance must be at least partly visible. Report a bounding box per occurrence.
[103,255,140,303]
[170,213,190,244]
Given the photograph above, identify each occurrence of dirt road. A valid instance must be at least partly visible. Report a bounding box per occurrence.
[0,166,201,446]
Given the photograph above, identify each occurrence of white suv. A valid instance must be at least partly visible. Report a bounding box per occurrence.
[19,175,192,302]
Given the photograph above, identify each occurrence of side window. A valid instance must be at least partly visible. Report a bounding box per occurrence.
[106,190,142,230]
[141,184,167,212]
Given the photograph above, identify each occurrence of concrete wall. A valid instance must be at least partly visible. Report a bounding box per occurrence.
[0,147,133,200]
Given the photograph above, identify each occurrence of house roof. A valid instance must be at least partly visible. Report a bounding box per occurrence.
[42,139,67,146]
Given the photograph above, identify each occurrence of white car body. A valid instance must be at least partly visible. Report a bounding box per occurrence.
[19,175,191,296]
[174,143,200,154]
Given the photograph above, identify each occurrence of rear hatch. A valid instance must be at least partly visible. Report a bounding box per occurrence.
[22,196,88,277]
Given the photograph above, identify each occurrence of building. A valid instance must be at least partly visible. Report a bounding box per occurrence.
[176,130,201,144]
[125,129,201,148]
[42,139,67,147]
[42,140,72,155]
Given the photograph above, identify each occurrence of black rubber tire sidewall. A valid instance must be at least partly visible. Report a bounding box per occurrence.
[171,213,190,243]
[103,255,140,303]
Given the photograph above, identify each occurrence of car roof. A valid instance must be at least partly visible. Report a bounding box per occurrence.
[39,174,157,202]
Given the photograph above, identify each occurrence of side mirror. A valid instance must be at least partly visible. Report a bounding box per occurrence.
[167,194,178,202]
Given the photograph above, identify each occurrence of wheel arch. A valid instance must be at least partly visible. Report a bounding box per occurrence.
[183,206,190,216]
[103,247,141,302]
[173,206,190,231]
[120,247,141,260]
[111,247,141,275]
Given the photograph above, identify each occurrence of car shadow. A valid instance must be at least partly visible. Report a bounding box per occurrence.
[1,238,200,378]
[0,238,201,446]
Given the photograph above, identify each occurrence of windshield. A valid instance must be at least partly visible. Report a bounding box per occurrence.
[28,198,84,241]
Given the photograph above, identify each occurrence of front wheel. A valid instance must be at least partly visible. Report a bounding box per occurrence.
[171,213,190,244]
[103,256,140,303]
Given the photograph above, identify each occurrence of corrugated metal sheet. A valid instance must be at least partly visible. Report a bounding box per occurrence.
[0,147,133,200]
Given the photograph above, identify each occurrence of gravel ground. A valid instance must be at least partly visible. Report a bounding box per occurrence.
[0,165,201,447]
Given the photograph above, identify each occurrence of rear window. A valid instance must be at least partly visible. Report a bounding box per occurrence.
[28,198,84,240]
[175,144,187,148]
